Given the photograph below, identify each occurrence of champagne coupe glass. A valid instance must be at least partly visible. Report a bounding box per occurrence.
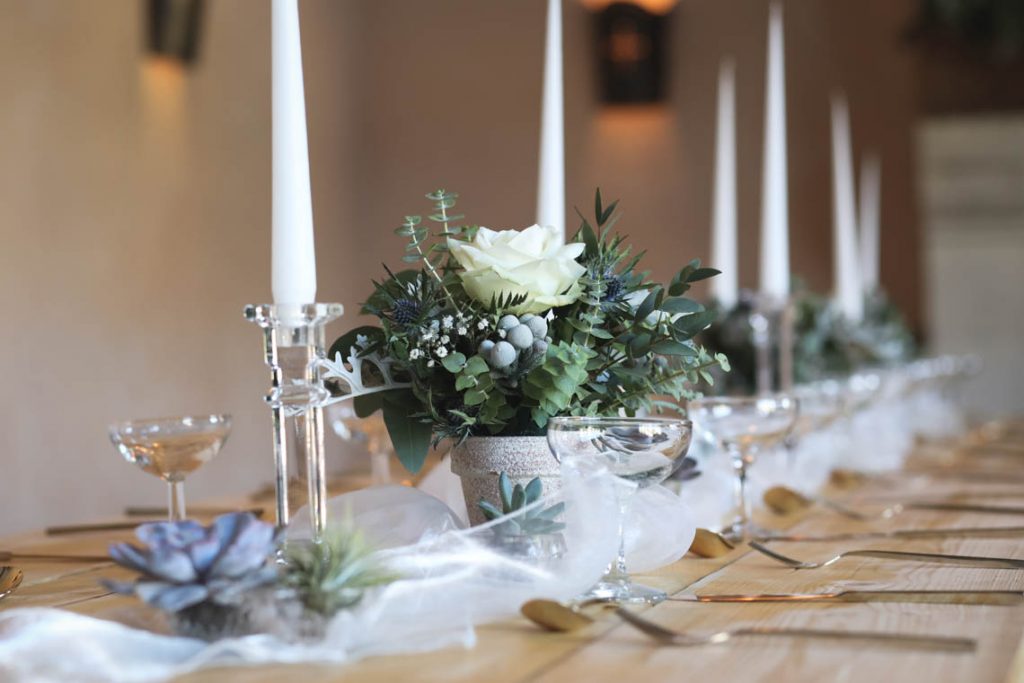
[328,404,393,485]
[547,416,693,605]
[687,396,798,541]
[785,381,843,472]
[109,415,231,521]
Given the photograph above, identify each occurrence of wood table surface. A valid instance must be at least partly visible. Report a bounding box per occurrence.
[4,427,1024,682]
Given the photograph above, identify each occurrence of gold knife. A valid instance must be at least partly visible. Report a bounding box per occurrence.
[758,525,1024,543]
[45,521,155,535]
[669,590,1024,605]
[0,551,110,563]
[47,508,266,535]
[907,503,1024,515]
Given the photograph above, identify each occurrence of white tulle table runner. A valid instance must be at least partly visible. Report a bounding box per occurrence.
[0,462,695,683]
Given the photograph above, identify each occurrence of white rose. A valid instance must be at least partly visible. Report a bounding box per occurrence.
[448,224,586,315]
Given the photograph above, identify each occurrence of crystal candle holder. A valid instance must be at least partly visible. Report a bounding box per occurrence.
[244,302,344,541]
[750,294,795,394]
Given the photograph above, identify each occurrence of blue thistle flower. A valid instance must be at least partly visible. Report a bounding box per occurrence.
[601,269,625,302]
[391,298,421,326]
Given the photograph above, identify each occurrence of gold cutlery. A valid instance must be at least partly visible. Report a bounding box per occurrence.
[614,606,976,651]
[0,551,109,563]
[0,567,23,601]
[756,525,1024,543]
[521,599,976,651]
[690,528,736,558]
[46,521,154,535]
[765,485,1024,521]
[49,508,268,534]
[667,590,1023,605]
[123,506,265,518]
[749,541,1024,570]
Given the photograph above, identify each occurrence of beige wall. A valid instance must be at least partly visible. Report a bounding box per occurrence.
[0,0,360,535]
[0,0,921,535]
[349,0,922,331]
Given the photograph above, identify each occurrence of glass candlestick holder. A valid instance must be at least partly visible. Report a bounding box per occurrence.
[244,302,344,541]
[750,294,795,395]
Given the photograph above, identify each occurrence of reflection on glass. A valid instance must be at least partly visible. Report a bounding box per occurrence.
[547,416,692,605]
[687,396,797,541]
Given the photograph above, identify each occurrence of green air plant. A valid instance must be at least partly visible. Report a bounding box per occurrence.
[477,472,566,537]
[281,526,398,616]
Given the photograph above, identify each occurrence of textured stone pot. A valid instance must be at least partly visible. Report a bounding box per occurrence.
[170,589,328,642]
[450,436,561,525]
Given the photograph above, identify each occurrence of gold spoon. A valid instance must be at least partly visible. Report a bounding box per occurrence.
[764,486,898,520]
[0,566,23,601]
[521,599,598,632]
[521,599,977,651]
[689,528,735,558]
[765,485,1024,521]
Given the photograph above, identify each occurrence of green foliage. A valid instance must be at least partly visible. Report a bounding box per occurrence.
[699,282,917,394]
[280,526,397,616]
[329,189,728,471]
[523,341,591,428]
[477,472,566,536]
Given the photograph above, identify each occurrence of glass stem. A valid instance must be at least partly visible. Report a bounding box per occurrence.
[606,488,633,584]
[731,446,751,537]
[785,436,798,472]
[168,480,186,522]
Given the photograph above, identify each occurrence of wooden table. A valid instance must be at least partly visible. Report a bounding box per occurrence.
[4,429,1024,682]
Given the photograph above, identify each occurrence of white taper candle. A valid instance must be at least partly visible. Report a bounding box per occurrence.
[759,2,789,303]
[537,0,565,240]
[859,152,881,292]
[830,93,863,322]
[272,0,317,305]
[711,58,738,309]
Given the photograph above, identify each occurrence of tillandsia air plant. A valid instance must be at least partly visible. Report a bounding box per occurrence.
[328,189,729,472]
[477,472,566,537]
[280,525,398,616]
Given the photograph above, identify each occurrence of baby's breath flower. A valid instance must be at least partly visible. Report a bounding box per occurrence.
[427,359,435,368]
[476,319,489,331]
[436,346,449,359]
[456,325,468,336]
[440,335,450,344]
[441,315,454,330]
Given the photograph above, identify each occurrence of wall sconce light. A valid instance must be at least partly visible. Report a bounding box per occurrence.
[146,0,205,65]
[584,0,677,104]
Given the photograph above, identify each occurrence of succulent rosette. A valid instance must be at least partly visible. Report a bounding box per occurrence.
[104,512,280,612]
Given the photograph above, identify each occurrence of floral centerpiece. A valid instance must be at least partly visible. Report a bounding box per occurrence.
[329,190,727,519]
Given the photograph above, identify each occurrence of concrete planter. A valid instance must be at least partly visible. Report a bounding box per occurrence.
[449,436,561,525]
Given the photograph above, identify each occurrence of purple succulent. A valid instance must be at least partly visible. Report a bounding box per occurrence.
[104,512,281,613]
